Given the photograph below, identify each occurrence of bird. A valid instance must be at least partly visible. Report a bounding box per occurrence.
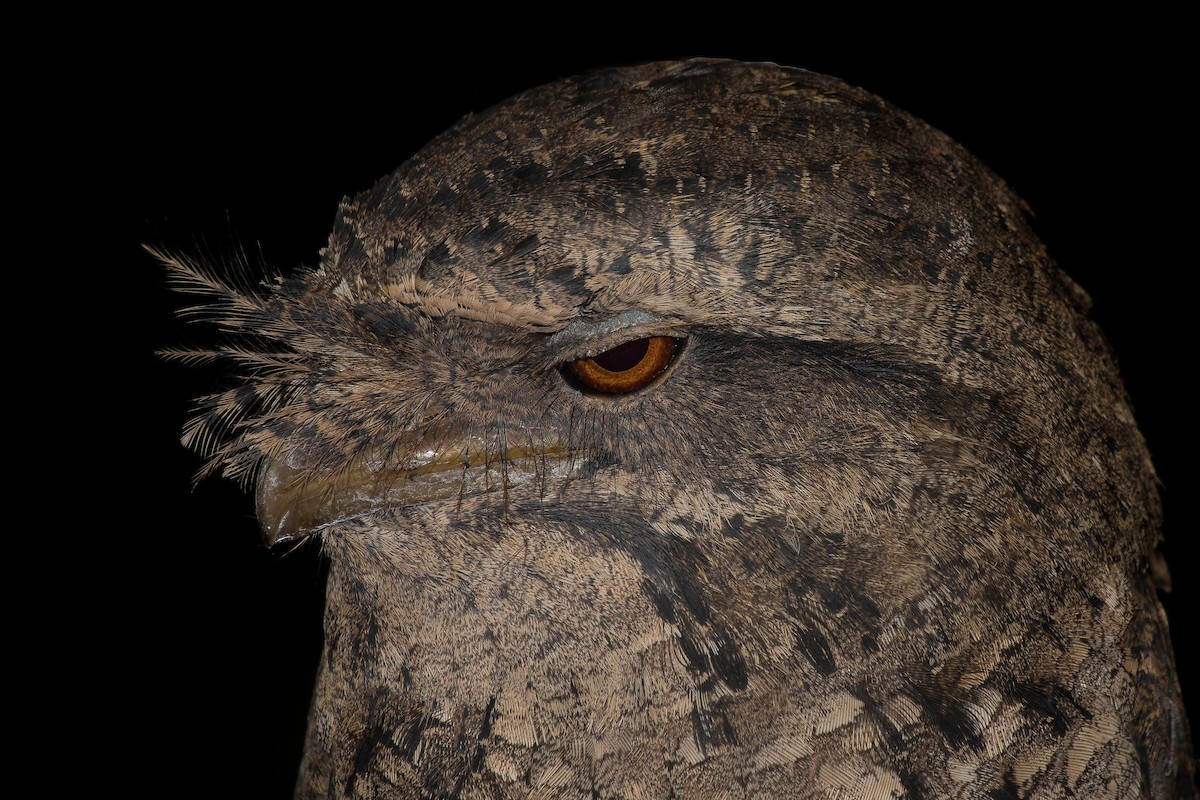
[164,58,1196,798]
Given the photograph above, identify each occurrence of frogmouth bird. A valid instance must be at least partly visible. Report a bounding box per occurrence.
[168,59,1196,798]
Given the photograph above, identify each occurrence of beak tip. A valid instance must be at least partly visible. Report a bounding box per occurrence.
[262,524,292,548]
[260,497,307,547]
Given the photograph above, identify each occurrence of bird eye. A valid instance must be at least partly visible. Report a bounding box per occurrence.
[562,336,683,395]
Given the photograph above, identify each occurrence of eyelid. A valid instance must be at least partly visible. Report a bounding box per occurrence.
[545,311,689,364]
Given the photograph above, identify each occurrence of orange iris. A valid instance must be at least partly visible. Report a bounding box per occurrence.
[565,336,682,395]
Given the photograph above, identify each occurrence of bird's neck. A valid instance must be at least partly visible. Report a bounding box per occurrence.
[295,522,704,793]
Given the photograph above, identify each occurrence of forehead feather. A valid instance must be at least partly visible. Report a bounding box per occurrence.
[313,59,1074,362]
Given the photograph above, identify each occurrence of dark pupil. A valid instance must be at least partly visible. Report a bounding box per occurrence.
[593,338,650,372]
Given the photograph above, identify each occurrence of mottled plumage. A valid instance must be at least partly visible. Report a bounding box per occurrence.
[170,59,1195,798]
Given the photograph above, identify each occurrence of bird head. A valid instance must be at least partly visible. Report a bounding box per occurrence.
[164,60,1188,797]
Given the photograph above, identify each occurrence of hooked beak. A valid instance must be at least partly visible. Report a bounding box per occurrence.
[255,437,574,546]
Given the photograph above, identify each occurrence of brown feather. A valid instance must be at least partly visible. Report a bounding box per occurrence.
[172,59,1195,799]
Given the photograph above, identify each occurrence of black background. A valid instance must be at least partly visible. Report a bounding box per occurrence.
[110,28,1191,796]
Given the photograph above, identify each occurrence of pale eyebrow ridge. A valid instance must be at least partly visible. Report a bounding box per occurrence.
[544,309,676,358]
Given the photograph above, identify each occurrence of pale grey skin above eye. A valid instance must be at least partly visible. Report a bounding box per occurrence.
[172,58,1196,799]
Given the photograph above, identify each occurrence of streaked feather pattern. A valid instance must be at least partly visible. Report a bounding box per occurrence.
[172,60,1195,798]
